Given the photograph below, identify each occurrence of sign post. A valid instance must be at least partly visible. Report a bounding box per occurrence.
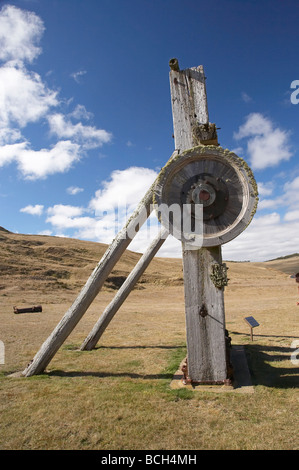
[244,316,260,341]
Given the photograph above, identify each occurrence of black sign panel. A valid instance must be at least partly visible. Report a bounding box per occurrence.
[244,316,259,328]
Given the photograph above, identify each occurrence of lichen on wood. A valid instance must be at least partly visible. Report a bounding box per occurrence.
[192,123,219,146]
[210,263,229,289]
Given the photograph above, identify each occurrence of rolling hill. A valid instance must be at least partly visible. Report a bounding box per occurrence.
[0,227,298,298]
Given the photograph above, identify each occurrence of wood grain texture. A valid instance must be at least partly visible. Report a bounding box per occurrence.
[182,246,227,382]
[169,65,209,152]
[169,62,228,383]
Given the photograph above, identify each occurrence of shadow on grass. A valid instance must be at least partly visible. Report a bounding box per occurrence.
[94,344,184,350]
[230,331,299,340]
[47,370,173,380]
[244,343,299,389]
[3,344,187,382]
[22,340,299,389]
[229,331,299,388]
[47,344,187,382]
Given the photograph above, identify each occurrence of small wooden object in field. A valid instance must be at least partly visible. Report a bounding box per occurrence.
[13,305,42,314]
[244,316,259,341]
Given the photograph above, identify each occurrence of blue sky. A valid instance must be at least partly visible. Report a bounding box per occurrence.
[0,0,299,261]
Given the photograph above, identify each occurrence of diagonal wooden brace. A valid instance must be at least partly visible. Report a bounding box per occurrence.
[22,149,180,376]
[80,226,169,351]
[23,185,156,376]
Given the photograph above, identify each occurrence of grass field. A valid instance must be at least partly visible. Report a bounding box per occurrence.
[0,227,298,450]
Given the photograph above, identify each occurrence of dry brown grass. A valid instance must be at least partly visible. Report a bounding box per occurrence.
[0,228,298,450]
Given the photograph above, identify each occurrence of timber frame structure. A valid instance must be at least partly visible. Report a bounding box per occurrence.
[22,59,258,385]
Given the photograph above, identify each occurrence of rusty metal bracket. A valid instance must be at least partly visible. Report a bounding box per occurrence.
[199,303,208,318]
[181,357,192,385]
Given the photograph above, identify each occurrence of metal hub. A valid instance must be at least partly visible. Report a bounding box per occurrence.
[184,173,229,221]
[189,182,216,207]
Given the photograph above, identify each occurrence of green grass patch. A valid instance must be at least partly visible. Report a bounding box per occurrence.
[162,345,187,375]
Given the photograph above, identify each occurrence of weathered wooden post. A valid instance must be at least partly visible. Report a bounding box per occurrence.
[153,59,258,384]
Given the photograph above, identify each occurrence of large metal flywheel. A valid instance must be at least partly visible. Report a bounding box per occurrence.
[154,145,258,247]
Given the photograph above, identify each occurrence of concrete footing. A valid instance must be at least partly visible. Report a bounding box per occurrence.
[170,345,254,394]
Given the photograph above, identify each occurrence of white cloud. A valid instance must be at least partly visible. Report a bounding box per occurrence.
[0,5,111,180]
[234,113,272,139]
[38,229,52,236]
[0,5,44,64]
[46,204,92,230]
[47,204,84,219]
[247,130,292,170]
[68,104,93,121]
[88,166,159,248]
[283,176,299,210]
[47,113,112,149]
[256,173,299,213]
[230,146,244,156]
[20,204,44,216]
[284,210,299,222]
[43,166,184,258]
[67,186,84,195]
[90,167,158,214]
[222,212,299,261]
[0,6,57,133]
[0,140,81,179]
[257,198,279,210]
[234,113,292,170]
[241,92,252,103]
[70,70,87,83]
[0,127,22,145]
[155,235,181,258]
[55,233,68,238]
[17,140,81,179]
[88,167,159,247]
[220,168,299,262]
[44,167,161,249]
[0,141,27,167]
[285,175,299,191]
[253,212,281,226]
[256,181,277,210]
[257,181,273,197]
[0,65,58,129]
